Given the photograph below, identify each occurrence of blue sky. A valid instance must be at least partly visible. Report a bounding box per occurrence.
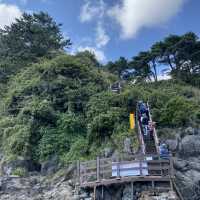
[0,0,199,63]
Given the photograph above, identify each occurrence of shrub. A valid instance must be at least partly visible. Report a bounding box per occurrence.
[159,96,195,127]
[12,167,27,177]
[61,137,89,163]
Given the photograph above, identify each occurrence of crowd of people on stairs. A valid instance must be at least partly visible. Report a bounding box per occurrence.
[138,101,169,159]
[138,101,153,138]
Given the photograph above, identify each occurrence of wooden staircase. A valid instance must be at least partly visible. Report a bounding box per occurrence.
[137,102,159,156]
[143,134,157,155]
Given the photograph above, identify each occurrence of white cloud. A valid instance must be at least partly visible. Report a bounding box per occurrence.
[108,0,185,39]
[96,22,110,48]
[20,0,48,4]
[80,0,105,22]
[0,3,22,29]
[79,1,109,59]
[77,46,106,62]
[80,1,93,22]
[157,74,171,81]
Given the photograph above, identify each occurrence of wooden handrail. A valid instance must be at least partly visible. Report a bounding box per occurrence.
[171,179,185,200]
[147,102,160,154]
[136,105,146,155]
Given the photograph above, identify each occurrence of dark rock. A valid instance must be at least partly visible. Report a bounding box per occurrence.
[0,175,75,200]
[184,127,195,135]
[174,130,200,200]
[166,139,177,152]
[41,155,59,176]
[174,159,189,172]
[1,159,40,176]
[179,135,200,157]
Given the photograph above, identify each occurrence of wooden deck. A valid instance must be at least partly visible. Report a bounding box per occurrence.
[77,155,174,189]
[81,175,171,188]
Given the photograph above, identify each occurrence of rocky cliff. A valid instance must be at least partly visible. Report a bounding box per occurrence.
[0,127,200,200]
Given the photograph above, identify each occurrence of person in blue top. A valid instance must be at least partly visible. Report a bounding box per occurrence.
[138,101,147,114]
[138,101,149,120]
[141,113,149,136]
[159,143,169,159]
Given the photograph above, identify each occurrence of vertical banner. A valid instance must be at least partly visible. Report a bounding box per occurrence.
[130,112,135,130]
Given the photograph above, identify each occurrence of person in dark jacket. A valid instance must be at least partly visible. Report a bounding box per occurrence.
[141,114,148,125]
[141,113,149,136]
[138,101,149,120]
[138,101,147,114]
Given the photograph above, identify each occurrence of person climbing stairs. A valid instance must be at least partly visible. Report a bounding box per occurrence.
[137,101,158,156]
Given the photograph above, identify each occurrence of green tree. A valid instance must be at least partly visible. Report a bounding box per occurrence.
[160,32,200,85]
[0,12,71,62]
[130,52,152,82]
[106,57,128,77]
[130,32,200,85]
[75,51,100,67]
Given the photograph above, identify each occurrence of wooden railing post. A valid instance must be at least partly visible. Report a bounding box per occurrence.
[170,155,174,178]
[96,156,100,182]
[158,155,163,176]
[140,159,143,176]
[117,157,120,179]
[77,160,80,185]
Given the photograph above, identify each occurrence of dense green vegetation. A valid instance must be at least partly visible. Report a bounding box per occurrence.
[0,12,199,168]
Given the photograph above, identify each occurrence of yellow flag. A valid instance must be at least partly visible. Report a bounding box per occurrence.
[130,112,135,129]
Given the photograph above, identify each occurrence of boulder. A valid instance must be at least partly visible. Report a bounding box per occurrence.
[166,139,177,152]
[179,135,200,157]
[103,147,113,158]
[173,159,189,172]
[184,127,195,135]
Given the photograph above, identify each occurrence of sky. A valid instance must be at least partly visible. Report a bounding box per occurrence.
[0,0,199,64]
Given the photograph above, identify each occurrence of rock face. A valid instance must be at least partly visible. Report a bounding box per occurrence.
[179,135,200,157]
[0,127,200,200]
[4,179,170,200]
[0,175,95,200]
[138,191,177,200]
[1,159,41,176]
[94,183,177,200]
[0,176,75,200]
[173,128,200,200]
